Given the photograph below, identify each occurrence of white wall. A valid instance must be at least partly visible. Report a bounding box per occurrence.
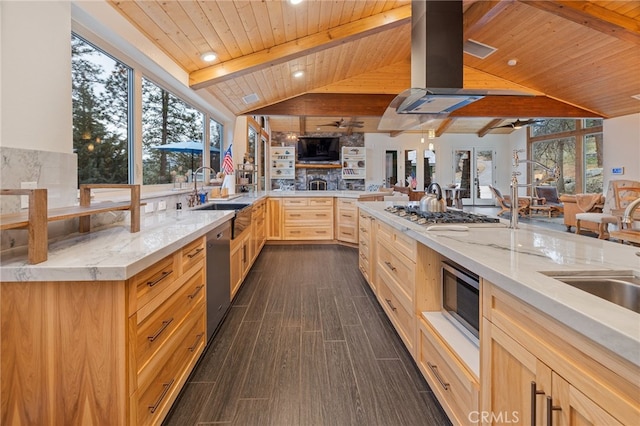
[1,1,72,153]
[603,113,640,187]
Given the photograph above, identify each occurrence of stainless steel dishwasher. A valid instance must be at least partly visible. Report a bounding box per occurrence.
[205,220,231,342]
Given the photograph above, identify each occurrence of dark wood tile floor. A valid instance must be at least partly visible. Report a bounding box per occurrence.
[164,244,451,426]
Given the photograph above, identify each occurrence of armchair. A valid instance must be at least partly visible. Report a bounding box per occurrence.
[534,186,564,215]
[575,180,640,239]
[489,185,529,217]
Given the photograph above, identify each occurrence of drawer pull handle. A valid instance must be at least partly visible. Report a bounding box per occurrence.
[361,241,367,246]
[147,270,172,287]
[546,396,562,426]
[316,214,327,217]
[188,285,204,299]
[360,227,367,232]
[384,261,397,272]
[530,381,546,426]
[290,230,301,234]
[148,318,174,342]
[343,231,353,235]
[427,362,450,391]
[290,214,301,217]
[187,247,204,258]
[188,333,204,352]
[148,378,175,413]
[384,298,397,312]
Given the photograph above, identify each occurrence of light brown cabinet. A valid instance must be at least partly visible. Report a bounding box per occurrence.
[374,220,417,355]
[282,197,333,240]
[230,230,252,299]
[252,198,266,257]
[266,197,282,240]
[481,282,639,426]
[0,237,207,425]
[357,210,375,288]
[335,197,358,243]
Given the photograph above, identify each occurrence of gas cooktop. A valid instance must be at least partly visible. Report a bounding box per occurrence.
[384,205,503,227]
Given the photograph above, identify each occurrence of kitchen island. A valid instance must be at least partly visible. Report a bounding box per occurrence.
[357,201,639,425]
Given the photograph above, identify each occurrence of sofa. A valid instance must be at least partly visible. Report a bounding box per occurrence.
[560,193,604,232]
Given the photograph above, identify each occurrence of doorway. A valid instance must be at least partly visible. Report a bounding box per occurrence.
[385,150,399,187]
[453,148,496,205]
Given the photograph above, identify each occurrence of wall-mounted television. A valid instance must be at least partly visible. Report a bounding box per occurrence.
[297,137,340,163]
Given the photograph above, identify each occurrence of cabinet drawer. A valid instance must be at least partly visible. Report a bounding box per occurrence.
[180,236,205,273]
[135,304,205,426]
[337,198,357,208]
[130,254,176,314]
[337,210,356,226]
[418,319,478,425]
[376,221,416,263]
[284,209,333,226]
[377,240,415,305]
[282,198,309,207]
[284,226,333,240]
[133,267,205,374]
[337,224,357,243]
[309,197,333,207]
[376,270,415,353]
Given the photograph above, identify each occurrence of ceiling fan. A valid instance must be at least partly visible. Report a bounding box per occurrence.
[319,118,364,129]
[490,119,543,130]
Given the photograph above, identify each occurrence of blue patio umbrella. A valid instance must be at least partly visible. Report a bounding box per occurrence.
[151,140,220,171]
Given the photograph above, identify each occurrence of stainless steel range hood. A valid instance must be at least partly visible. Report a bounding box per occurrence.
[378,0,525,130]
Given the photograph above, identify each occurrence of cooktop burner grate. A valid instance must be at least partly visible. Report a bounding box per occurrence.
[384,205,501,225]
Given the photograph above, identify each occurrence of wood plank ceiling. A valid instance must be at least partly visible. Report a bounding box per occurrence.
[108,0,640,136]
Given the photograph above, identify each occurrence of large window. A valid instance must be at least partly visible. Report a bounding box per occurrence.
[71,35,130,185]
[141,78,204,184]
[210,118,223,173]
[528,119,603,195]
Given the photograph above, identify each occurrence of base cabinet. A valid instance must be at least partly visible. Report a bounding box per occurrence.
[335,198,358,243]
[418,319,479,426]
[282,197,333,240]
[230,231,252,299]
[358,210,374,288]
[0,237,207,425]
[481,282,639,426]
[266,197,282,240]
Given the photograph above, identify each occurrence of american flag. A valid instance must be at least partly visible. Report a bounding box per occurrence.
[222,144,234,174]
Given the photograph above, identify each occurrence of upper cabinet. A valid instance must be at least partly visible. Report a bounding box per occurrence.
[342,147,365,179]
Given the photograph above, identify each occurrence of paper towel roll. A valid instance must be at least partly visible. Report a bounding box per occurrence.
[221,174,236,195]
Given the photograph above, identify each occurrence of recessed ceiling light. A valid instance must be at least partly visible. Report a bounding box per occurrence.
[200,52,217,62]
[292,70,304,78]
[289,0,303,4]
[507,59,518,66]
[632,94,640,101]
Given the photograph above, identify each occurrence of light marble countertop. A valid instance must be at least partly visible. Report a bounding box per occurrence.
[357,202,640,367]
[0,210,234,282]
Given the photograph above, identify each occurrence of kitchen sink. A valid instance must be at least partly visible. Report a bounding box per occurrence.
[194,202,251,211]
[541,270,640,314]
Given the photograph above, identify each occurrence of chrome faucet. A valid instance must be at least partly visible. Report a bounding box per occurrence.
[509,150,559,229]
[621,197,640,226]
[192,166,216,204]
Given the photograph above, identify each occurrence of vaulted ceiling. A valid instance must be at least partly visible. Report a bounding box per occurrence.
[108,0,640,136]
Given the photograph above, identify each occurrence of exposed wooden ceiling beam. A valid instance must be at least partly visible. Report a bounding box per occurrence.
[478,119,505,137]
[449,96,602,118]
[246,93,396,117]
[436,118,455,137]
[520,0,640,45]
[464,1,514,36]
[189,4,411,90]
[248,93,601,120]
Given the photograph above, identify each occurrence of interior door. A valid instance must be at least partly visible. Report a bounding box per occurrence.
[453,148,496,205]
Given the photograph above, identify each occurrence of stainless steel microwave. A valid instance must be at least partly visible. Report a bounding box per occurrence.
[442,261,480,342]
